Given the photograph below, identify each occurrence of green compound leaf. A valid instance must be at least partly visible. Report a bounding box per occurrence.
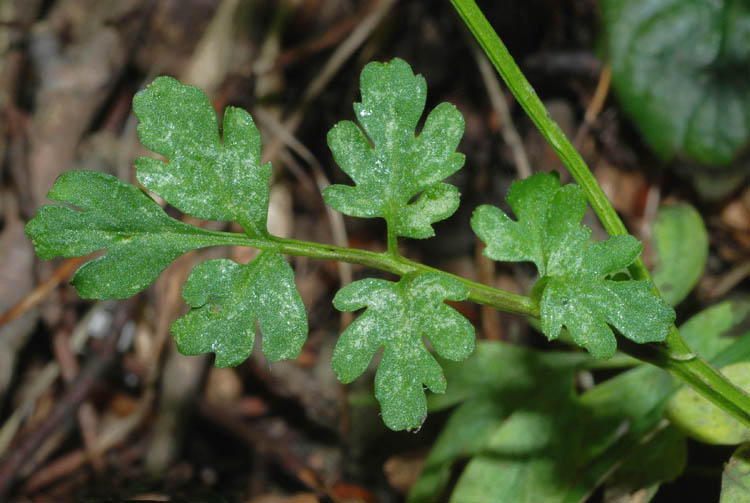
[471,172,573,276]
[172,253,308,367]
[332,272,474,431]
[133,76,271,237]
[25,171,219,299]
[603,425,686,501]
[472,173,675,358]
[601,0,750,166]
[324,58,465,239]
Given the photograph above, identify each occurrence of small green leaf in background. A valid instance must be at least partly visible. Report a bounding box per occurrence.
[25,171,218,299]
[438,346,680,503]
[332,272,474,431]
[134,76,272,237]
[679,300,750,361]
[652,203,708,306]
[324,58,465,239]
[411,297,750,501]
[668,299,750,446]
[721,444,750,503]
[564,365,681,502]
[451,407,581,503]
[668,362,750,445]
[172,252,307,367]
[410,342,588,503]
[602,421,686,502]
[408,400,506,503]
[472,172,675,358]
[601,0,750,166]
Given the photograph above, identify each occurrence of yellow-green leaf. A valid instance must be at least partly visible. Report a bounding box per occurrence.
[721,444,750,503]
[668,362,750,445]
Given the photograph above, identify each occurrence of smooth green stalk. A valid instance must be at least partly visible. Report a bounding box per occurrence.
[278,235,541,317]
[450,0,627,239]
[201,229,539,317]
[450,0,750,427]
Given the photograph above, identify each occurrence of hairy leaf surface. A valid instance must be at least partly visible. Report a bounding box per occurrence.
[332,272,474,430]
[472,173,675,358]
[172,253,307,367]
[134,76,271,237]
[324,58,465,238]
[25,171,219,299]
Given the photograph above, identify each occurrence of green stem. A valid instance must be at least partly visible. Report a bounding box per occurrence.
[203,229,539,317]
[451,0,652,278]
[450,0,750,427]
[620,330,750,427]
[386,222,399,256]
[450,0,626,237]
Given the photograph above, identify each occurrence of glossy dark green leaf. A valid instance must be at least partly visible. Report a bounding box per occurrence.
[721,444,750,503]
[446,366,667,503]
[332,272,474,431]
[324,58,465,239]
[426,339,591,412]
[25,171,218,299]
[133,76,271,237]
[652,204,708,306]
[450,405,582,503]
[601,0,750,165]
[172,253,307,366]
[473,173,675,358]
[542,298,750,499]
